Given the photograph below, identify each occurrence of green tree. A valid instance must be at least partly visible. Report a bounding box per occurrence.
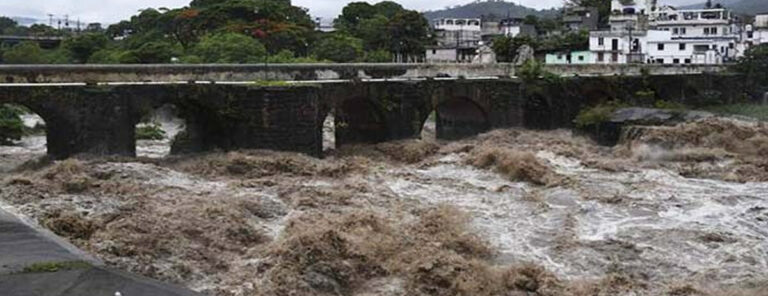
[373,1,405,18]
[388,10,430,62]
[161,8,202,49]
[492,35,537,62]
[63,33,109,63]
[735,44,768,96]
[88,49,124,64]
[523,15,539,26]
[335,2,378,33]
[0,17,17,34]
[0,104,24,145]
[106,20,133,39]
[131,41,178,63]
[357,15,390,51]
[312,34,363,63]
[28,24,60,36]
[364,49,392,63]
[2,42,46,64]
[193,32,266,63]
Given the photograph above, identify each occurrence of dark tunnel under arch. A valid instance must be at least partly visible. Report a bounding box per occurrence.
[434,97,490,140]
[335,98,389,146]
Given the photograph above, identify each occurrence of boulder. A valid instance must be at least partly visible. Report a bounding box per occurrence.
[585,108,714,146]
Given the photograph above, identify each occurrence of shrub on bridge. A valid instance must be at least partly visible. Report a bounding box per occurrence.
[573,100,626,128]
[0,104,24,145]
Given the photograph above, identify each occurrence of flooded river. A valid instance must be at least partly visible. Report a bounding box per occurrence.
[0,114,766,295]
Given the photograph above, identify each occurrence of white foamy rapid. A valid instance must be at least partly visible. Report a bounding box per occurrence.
[384,149,768,289]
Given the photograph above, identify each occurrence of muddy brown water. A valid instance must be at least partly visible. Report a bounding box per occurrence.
[0,116,766,295]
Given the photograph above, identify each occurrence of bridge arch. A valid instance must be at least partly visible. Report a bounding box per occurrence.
[334,98,389,146]
[433,97,490,140]
[0,103,48,170]
[135,103,187,158]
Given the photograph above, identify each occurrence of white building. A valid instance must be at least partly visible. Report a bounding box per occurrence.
[749,13,768,45]
[646,7,739,63]
[427,18,486,63]
[498,18,537,38]
[432,18,482,48]
[587,0,742,64]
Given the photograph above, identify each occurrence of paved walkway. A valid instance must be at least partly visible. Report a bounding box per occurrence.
[0,208,199,296]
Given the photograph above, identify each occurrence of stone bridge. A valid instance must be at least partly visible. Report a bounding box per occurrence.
[0,64,744,159]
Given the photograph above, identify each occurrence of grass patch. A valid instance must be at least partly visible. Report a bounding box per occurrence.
[251,80,291,87]
[136,122,166,140]
[573,101,626,127]
[703,104,768,121]
[21,261,91,273]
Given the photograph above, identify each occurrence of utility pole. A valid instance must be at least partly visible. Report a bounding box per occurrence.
[48,14,54,27]
[627,21,635,63]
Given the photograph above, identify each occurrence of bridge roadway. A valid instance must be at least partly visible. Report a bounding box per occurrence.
[0,63,729,84]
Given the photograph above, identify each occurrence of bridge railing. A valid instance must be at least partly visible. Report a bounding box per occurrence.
[0,63,730,84]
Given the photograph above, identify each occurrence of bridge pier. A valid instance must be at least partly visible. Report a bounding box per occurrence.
[432,80,523,139]
[322,82,432,147]
[0,86,147,160]
[170,85,322,156]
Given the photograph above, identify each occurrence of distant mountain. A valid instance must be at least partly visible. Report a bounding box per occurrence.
[423,0,560,21]
[10,16,44,26]
[680,0,768,15]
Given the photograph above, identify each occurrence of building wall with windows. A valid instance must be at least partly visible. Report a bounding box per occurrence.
[754,13,768,28]
[646,39,731,64]
[433,18,482,32]
[545,51,593,64]
[589,30,648,64]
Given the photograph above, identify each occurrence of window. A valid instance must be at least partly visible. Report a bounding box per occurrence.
[612,39,618,51]
[578,55,584,61]
[679,43,686,50]
[656,58,664,64]
[432,49,437,54]
[598,52,604,62]
[694,45,709,52]
[658,43,665,50]
[704,28,710,35]
[611,53,618,62]
[711,27,717,34]
[685,59,691,64]
[673,28,679,34]
[673,59,680,64]
[680,28,687,35]
[598,37,604,46]
[729,43,734,49]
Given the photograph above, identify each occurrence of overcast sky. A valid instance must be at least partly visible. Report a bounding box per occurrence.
[1,0,698,25]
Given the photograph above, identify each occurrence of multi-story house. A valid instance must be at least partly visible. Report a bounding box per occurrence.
[498,17,537,39]
[563,6,599,31]
[748,13,768,45]
[646,6,740,64]
[583,0,742,64]
[427,18,483,63]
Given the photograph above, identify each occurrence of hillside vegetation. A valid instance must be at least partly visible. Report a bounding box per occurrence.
[681,0,768,15]
[423,0,560,21]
